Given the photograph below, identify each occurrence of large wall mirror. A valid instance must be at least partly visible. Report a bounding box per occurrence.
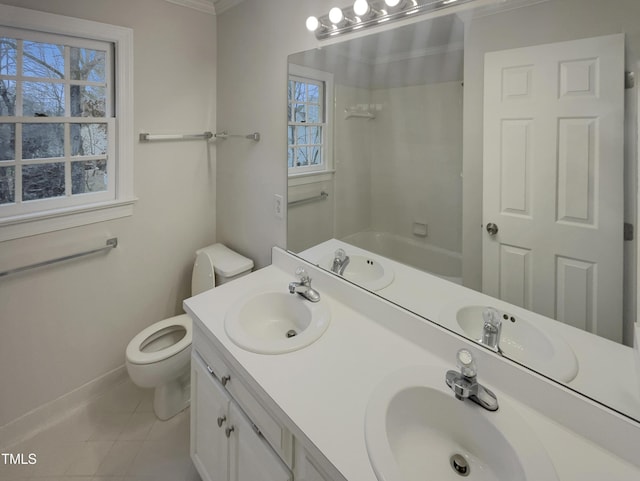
[286,0,640,422]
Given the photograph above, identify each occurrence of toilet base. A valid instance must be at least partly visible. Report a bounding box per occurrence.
[153,371,191,420]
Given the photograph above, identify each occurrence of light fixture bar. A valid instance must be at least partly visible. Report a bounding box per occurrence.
[310,0,476,39]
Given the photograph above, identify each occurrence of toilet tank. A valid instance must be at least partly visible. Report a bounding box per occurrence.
[191,243,254,296]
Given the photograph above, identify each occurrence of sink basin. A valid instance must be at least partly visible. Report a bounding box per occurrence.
[320,253,394,291]
[365,366,558,481]
[449,305,578,383]
[224,291,330,354]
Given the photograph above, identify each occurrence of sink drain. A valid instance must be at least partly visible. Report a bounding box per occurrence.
[450,454,470,477]
[286,329,297,338]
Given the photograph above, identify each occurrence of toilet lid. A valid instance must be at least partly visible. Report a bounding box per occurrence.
[126,314,192,365]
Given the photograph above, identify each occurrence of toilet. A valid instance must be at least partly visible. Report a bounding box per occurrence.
[126,243,253,420]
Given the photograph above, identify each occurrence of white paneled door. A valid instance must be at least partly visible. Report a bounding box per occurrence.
[483,34,624,342]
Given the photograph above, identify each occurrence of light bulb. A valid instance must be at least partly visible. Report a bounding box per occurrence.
[353,0,370,16]
[385,0,402,7]
[306,16,320,32]
[328,7,344,25]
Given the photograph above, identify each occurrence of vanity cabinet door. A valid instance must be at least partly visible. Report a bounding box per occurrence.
[228,401,292,481]
[191,353,230,481]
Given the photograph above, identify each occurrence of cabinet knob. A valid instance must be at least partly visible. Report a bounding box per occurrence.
[217,415,226,427]
[221,375,231,386]
[225,426,235,438]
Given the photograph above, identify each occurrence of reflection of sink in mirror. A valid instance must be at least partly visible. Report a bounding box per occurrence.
[319,251,394,291]
[225,292,330,354]
[442,304,578,383]
[365,366,559,481]
[342,231,462,285]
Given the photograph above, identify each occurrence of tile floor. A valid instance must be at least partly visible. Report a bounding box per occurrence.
[0,380,201,481]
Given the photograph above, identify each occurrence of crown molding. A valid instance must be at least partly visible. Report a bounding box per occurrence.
[212,0,246,14]
[164,0,216,15]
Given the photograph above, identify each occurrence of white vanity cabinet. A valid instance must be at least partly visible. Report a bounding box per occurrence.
[191,352,292,481]
[293,442,334,481]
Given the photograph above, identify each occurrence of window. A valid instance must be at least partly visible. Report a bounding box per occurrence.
[0,5,133,241]
[287,65,333,177]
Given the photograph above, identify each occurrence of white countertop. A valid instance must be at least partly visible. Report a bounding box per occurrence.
[184,248,640,481]
[300,238,640,420]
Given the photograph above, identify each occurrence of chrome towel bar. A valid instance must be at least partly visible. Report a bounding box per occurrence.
[0,238,118,278]
[139,132,214,141]
[288,191,329,207]
[139,131,261,142]
[214,131,261,141]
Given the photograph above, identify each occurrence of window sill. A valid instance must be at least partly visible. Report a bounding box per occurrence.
[288,169,335,187]
[0,198,137,242]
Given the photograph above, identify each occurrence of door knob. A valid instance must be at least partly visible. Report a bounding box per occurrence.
[221,375,231,386]
[217,415,226,427]
[486,223,499,236]
[225,426,235,438]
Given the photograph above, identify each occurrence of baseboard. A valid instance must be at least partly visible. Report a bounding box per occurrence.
[0,365,128,449]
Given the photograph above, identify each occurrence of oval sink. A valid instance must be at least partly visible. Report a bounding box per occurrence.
[365,366,558,481]
[225,291,330,354]
[320,254,394,291]
[453,305,578,383]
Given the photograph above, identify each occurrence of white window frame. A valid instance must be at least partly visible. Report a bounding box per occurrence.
[0,4,134,242]
[287,64,334,180]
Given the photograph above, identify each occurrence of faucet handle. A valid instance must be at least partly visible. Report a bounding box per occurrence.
[482,307,501,328]
[295,266,311,282]
[334,248,347,261]
[456,349,477,378]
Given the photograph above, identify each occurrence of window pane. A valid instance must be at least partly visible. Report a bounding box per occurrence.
[23,123,64,159]
[310,126,321,144]
[287,126,294,145]
[0,124,15,160]
[288,80,294,102]
[296,126,307,145]
[0,80,16,116]
[294,104,306,122]
[0,165,15,204]
[70,47,106,82]
[295,147,309,167]
[23,41,64,79]
[311,146,322,165]
[307,105,320,123]
[22,163,65,200]
[308,84,320,102]
[71,123,107,156]
[23,82,64,116]
[70,85,106,117]
[72,160,107,194]
[288,148,294,168]
[293,82,305,102]
[0,38,17,76]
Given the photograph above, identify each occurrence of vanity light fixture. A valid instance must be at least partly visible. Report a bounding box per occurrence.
[308,0,474,39]
[328,6,355,26]
[306,16,329,33]
[353,0,380,18]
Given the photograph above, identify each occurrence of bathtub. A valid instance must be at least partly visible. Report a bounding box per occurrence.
[340,231,462,284]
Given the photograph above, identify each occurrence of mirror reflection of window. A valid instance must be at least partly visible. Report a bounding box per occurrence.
[287,65,333,176]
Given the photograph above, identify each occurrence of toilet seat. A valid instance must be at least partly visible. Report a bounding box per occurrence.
[126,314,192,365]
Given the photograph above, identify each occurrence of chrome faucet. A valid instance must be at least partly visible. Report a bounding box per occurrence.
[288,267,321,303]
[481,307,502,354]
[445,349,499,411]
[331,248,350,276]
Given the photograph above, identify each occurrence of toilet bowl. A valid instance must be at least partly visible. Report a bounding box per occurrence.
[125,244,253,420]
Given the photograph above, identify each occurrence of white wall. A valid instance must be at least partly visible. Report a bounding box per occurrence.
[0,0,217,428]
[216,0,338,268]
[370,81,463,252]
[333,84,373,240]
